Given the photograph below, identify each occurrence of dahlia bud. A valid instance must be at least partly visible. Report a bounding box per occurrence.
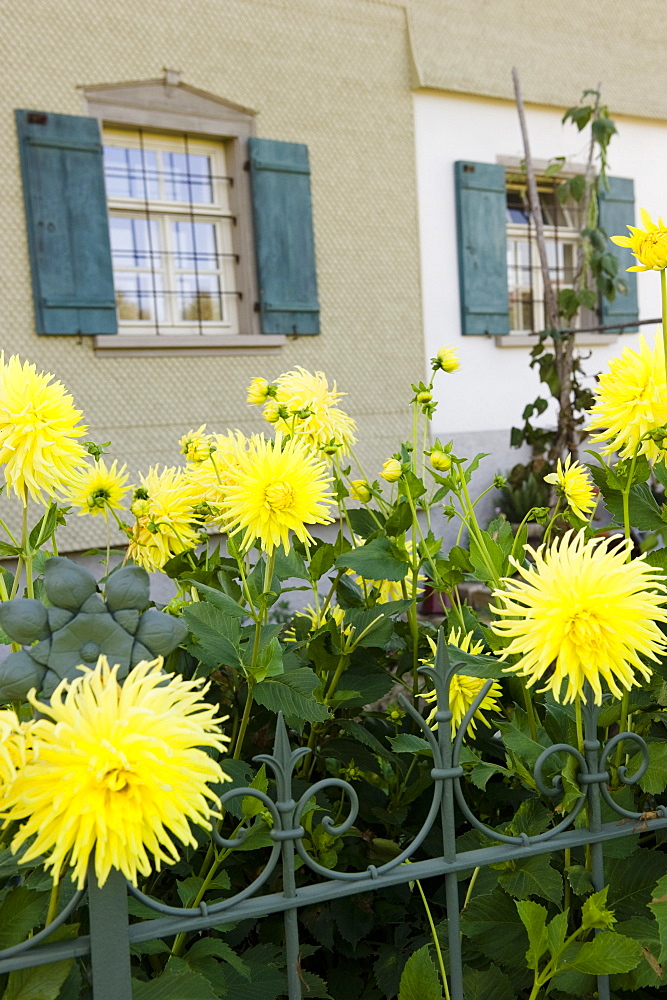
[417,391,432,405]
[350,480,372,502]
[430,451,452,472]
[246,377,271,405]
[381,459,402,483]
[432,346,460,374]
[263,401,281,424]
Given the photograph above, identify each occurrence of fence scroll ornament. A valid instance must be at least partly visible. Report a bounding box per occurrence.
[0,566,664,999]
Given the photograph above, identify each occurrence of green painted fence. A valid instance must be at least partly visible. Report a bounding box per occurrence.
[0,640,664,1000]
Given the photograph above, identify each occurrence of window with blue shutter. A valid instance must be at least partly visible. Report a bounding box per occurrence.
[15,110,117,336]
[598,176,639,333]
[455,161,510,336]
[248,137,320,335]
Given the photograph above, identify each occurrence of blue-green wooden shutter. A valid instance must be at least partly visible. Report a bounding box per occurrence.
[15,109,116,336]
[598,176,639,333]
[455,161,509,335]
[248,137,319,335]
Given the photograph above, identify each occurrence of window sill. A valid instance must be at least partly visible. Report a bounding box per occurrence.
[494,333,620,349]
[93,333,286,357]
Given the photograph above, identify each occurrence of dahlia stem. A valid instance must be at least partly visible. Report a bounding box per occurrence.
[614,691,631,778]
[20,495,33,599]
[523,685,539,743]
[412,401,419,476]
[324,654,348,705]
[621,452,638,543]
[415,878,450,1000]
[45,879,61,926]
[456,463,500,591]
[233,551,275,760]
[462,867,480,910]
[232,681,254,760]
[574,696,584,754]
[661,268,667,366]
[104,510,111,578]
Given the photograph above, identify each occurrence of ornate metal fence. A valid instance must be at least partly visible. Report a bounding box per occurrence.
[0,642,664,1000]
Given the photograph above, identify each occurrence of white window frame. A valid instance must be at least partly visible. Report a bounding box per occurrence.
[104,129,240,336]
[83,76,286,356]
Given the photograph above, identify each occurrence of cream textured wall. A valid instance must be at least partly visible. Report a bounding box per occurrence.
[0,0,423,551]
[407,0,667,120]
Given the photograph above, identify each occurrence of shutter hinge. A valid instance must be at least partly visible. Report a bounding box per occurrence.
[244,160,250,171]
[27,112,47,125]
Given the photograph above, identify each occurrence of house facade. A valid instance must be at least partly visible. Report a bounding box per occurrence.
[2,0,666,552]
[1,0,424,551]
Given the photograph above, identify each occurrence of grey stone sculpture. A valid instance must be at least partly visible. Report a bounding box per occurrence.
[0,557,188,700]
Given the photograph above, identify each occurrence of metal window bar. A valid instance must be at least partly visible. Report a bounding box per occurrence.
[137,129,161,335]
[0,636,664,999]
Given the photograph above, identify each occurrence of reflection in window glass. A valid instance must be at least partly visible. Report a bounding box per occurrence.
[114,273,165,322]
[103,147,159,200]
[177,275,223,321]
[172,222,218,269]
[109,218,160,268]
[163,153,213,203]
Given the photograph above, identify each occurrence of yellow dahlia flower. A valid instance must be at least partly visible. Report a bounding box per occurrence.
[350,480,372,503]
[221,434,333,554]
[65,459,130,517]
[0,355,87,502]
[432,346,460,374]
[127,466,203,572]
[0,710,31,790]
[4,656,230,888]
[179,424,214,464]
[284,603,346,642]
[381,459,402,483]
[422,632,502,737]
[543,456,596,521]
[184,430,249,521]
[611,208,667,271]
[492,531,667,705]
[246,377,271,405]
[587,333,667,460]
[269,367,357,455]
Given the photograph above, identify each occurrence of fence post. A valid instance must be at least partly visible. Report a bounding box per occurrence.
[87,861,133,1000]
[435,643,465,1000]
[582,695,610,1000]
[272,714,303,1000]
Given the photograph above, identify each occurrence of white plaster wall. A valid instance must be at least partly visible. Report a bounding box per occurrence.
[413,92,667,443]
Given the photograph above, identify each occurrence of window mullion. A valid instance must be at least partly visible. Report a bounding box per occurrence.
[162,216,177,327]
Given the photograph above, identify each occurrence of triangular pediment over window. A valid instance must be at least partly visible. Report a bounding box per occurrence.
[82,76,256,129]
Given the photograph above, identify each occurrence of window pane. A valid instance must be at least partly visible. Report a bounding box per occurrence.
[115,273,165,322]
[163,152,213,203]
[563,243,576,283]
[104,146,159,200]
[172,221,219,269]
[507,190,529,224]
[110,218,160,268]
[177,275,223,321]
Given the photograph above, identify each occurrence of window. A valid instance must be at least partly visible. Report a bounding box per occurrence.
[15,77,321,353]
[505,178,595,335]
[103,129,240,336]
[454,160,639,340]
